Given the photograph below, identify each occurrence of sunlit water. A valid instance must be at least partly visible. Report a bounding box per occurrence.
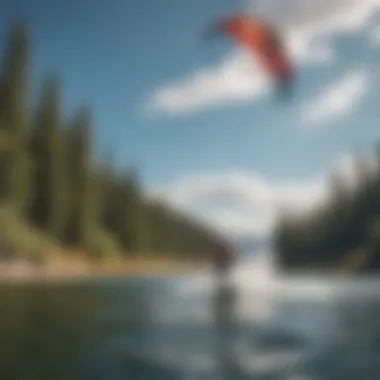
[2,252,380,380]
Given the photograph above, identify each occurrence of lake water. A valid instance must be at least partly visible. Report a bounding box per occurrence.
[1,255,380,380]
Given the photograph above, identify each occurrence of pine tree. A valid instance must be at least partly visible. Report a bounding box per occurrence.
[125,169,151,254]
[0,21,32,215]
[65,107,93,247]
[30,75,67,239]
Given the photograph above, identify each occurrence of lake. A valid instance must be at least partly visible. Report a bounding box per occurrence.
[1,256,380,380]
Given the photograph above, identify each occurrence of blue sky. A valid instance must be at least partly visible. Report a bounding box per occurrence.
[2,0,380,238]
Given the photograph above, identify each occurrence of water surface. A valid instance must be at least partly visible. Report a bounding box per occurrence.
[1,257,380,380]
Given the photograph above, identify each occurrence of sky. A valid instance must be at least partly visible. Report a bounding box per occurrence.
[2,0,380,241]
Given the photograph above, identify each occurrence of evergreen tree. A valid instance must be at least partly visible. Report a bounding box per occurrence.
[65,107,92,247]
[125,169,151,254]
[0,21,31,215]
[30,76,67,239]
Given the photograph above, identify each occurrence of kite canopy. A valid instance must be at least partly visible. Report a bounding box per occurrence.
[206,14,294,98]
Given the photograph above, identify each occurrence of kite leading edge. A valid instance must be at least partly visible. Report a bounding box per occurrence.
[204,14,294,100]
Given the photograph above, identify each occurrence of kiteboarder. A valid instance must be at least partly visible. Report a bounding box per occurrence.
[212,241,236,277]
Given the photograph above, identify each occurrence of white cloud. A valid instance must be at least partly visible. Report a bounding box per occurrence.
[301,68,371,124]
[146,51,270,116]
[146,0,380,116]
[152,169,320,238]
[150,154,378,240]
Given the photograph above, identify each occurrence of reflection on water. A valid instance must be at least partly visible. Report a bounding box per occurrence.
[0,281,102,380]
[1,272,380,380]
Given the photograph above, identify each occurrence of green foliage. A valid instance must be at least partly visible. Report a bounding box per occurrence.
[0,22,31,216]
[84,228,122,262]
[0,20,222,262]
[30,75,68,240]
[0,206,52,262]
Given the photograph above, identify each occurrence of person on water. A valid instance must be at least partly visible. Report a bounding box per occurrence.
[212,241,236,276]
[212,241,237,331]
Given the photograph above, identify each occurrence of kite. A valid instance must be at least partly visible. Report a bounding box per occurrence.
[204,14,294,99]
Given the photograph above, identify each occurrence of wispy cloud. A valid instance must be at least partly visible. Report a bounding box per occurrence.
[301,68,371,125]
[146,0,380,116]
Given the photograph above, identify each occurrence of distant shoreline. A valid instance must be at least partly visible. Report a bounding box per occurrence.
[0,254,207,282]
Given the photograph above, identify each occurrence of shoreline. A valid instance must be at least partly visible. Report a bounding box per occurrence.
[0,254,207,282]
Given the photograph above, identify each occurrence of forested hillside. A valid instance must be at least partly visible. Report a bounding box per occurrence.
[274,148,380,273]
[0,22,221,263]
